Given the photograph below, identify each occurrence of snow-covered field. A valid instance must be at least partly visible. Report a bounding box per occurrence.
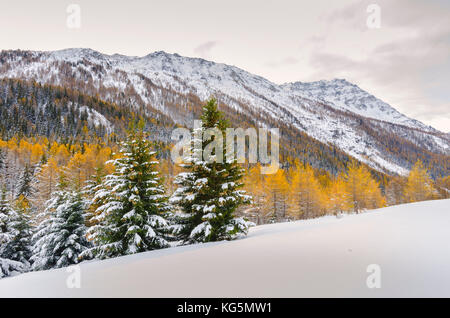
[1,199,449,298]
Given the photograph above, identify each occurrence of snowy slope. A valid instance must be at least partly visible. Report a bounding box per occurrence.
[11,48,433,130]
[281,79,433,130]
[1,199,450,297]
[0,48,448,175]
[78,106,113,134]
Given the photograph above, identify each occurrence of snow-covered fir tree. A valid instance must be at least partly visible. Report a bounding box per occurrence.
[0,186,24,278]
[0,257,25,278]
[83,120,172,259]
[0,187,10,242]
[0,193,32,273]
[170,98,252,244]
[16,164,35,202]
[82,166,108,227]
[0,149,5,181]
[0,150,10,194]
[31,190,90,270]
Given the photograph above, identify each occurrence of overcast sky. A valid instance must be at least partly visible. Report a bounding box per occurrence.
[1,0,449,131]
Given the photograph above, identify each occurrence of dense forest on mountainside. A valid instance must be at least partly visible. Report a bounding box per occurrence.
[0,78,175,142]
[1,49,448,179]
[1,78,448,180]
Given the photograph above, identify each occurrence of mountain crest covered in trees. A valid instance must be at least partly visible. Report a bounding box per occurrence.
[0,49,448,178]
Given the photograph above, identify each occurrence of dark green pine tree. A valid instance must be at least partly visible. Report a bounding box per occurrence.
[83,119,172,259]
[0,149,5,173]
[31,190,90,270]
[0,186,12,245]
[1,197,33,271]
[0,149,6,184]
[16,164,34,201]
[82,165,107,226]
[0,187,26,278]
[170,98,252,244]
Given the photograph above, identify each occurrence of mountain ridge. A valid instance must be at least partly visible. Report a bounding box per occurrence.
[46,48,438,132]
[0,48,448,177]
[26,48,443,132]
[0,48,439,129]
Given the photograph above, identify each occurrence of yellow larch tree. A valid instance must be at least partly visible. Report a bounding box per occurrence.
[66,152,88,191]
[403,160,436,203]
[32,157,60,208]
[327,176,351,215]
[345,161,385,213]
[243,163,267,224]
[385,176,406,206]
[289,163,325,219]
[264,168,290,223]
[436,175,450,199]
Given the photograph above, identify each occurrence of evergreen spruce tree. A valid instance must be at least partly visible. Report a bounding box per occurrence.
[83,119,172,259]
[83,166,107,226]
[31,190,90,270]
[0,187,25,278]
[0,257,25,278]
[1,197,32,272]
[16,164,34,201]
[0,149,5,181]
[170,98,252,244]
[0,187,12,246]
[0,150,9,191]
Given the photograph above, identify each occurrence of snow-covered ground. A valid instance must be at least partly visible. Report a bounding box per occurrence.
[1,199,449,298]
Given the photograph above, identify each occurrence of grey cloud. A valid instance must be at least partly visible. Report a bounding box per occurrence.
[325,1,369,31]
[306,37,449,130]
[306,0,450,131]
[266,56,299,68]
[193,41,217,59]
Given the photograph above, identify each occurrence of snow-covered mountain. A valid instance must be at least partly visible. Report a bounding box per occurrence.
[281,79,434,131]
[0,48,448,175]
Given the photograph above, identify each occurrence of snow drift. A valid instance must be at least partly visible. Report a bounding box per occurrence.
[1,199,449,297]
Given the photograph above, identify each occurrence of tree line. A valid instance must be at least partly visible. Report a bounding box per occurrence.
[243,159,444,224]
[0,99,448,278]
[0,99,252,277]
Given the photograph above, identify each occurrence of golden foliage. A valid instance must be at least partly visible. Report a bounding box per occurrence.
[403,160,436,203]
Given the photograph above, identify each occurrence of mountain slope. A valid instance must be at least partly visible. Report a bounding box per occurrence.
[281,79,435,131]
[1,199,450,297]
[0,48,448,176]
[0,78,175,140]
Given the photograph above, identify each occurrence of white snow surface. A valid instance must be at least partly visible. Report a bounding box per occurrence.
[78,106,113,133]
[1,199,450,297]
[281,79,431,129]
